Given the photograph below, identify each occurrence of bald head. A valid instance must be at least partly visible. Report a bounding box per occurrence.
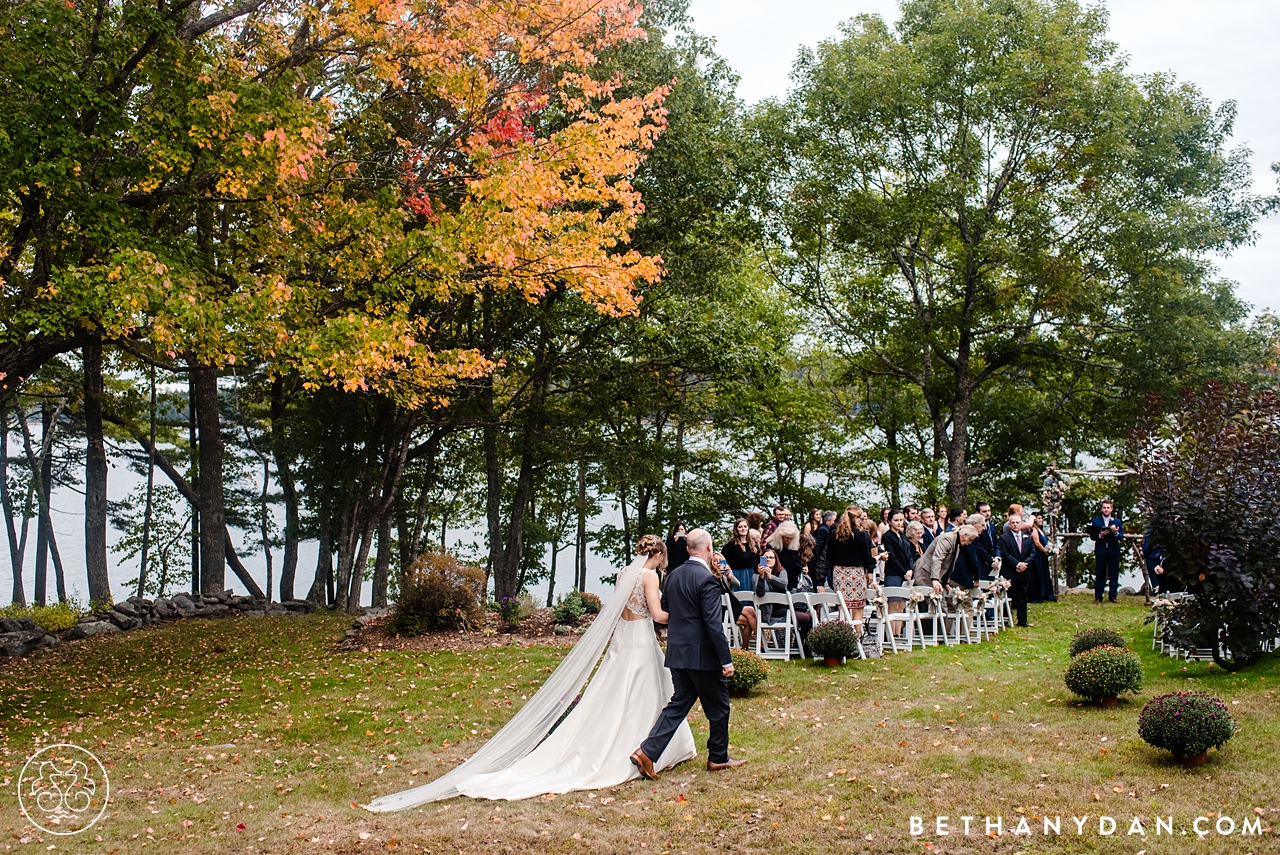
[685,528,713,559]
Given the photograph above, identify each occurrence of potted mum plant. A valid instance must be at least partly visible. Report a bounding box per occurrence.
[1064,645,1143,706]
[1138,691,1236,765]
[807,620,861,668]
[727,648,768,698]
[1069,627,1126,657]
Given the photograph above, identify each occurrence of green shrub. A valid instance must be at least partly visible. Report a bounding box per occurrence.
[1064,645,1143,702]
[390,552,485,636]
[1069,627,1127,657]
[806,620,861,660]
[1138,691,1235,759]
[1,600,84,632]
[552,591,585,625]
[727,648,768,694]
[578,592,602,614]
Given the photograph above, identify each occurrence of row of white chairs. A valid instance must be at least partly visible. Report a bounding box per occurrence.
[1148,592,1279,662]
[723,579,1018,661]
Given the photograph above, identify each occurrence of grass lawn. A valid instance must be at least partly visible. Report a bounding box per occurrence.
[2,593,1277,854]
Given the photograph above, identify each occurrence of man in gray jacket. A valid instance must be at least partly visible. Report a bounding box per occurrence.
[918,524,979,592]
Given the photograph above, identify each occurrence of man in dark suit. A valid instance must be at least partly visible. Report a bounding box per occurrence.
[944,507,966,533]
[997,513,1036,627]
[811,511,836,590]
[1142,530,1179,594]
[1090,500,1124,603]
[976,502,999,574]
[633,528,746,780]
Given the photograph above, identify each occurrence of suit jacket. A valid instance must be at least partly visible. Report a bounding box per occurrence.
[1090,515,1124,558]
[978,521,999,561]
[997,529,1036,579]
[921,527,935,548]
[919,530,968,588]
[811,523,832,587]
[662,559,733,671]
[882,529,914,579]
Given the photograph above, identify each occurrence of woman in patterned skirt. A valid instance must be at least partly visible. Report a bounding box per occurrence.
[824,506,877,615]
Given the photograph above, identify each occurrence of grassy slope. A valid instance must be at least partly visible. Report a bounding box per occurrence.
[1,594,1277,854]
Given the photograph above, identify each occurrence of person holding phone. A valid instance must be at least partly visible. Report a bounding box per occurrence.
[711,552,755,647]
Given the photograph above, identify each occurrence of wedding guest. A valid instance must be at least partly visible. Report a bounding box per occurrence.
[1142,530,1180,594]
[997,513,1035,627]
[747,511,766,535]
[767,520,804,587]
[762,506,789,542]
[904,504,920,523]
[803,508,823,537]
[1030,514,1056,602]
[936,504,949,530]
[905,520,927,573]
[1002,503,1024,535]
[919,507,938,546]
[1089,500,1124,604]
[721,518,758,592]
[666,523,690,569]
[711,551,754,647]
[959,512,994,583]
[920,524,980,596]
[754,547,788,601]
[881,510,914,614]
[810,511,836,590]
[826,507,876,617]
[945,506,966,532]
[877,507,892,537]
[976,502,999,565]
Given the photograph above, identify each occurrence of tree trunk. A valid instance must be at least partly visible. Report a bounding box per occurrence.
[333,501,357,611]
[886,425,901,509]
[372,511,392,608]
[575,458,587,592]
[307,491,332,605]
[82,340,111,603]
[191,364,225,593]
[1,404,25,606]
[270,378,298,601]
[33,403,51,605]
[137,364,157,597]
[188,373,200,594]
[483,400,505,597]
[945,394,971,509]
[19,403,67,603]
[546,538,559,607]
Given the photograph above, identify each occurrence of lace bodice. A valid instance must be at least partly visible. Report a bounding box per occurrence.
[623,572,650,618]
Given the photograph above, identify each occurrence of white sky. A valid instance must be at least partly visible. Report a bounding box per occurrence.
[687,0,1280,314]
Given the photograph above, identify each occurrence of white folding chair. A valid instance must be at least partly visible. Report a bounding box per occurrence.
[936,589,974,645]
[754,592,805,659]
[721,593,743,648]
[912,586,944,646]
[877,586,922,653]
[804,591,864,660]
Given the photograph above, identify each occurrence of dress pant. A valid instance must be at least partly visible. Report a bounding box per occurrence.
[1094,553,1120,600]
[642,668,730,764]
[1009,571,1029,626]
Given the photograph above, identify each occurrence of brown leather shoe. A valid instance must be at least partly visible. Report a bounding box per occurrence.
[630,749,659,781]
[707,758,748,772]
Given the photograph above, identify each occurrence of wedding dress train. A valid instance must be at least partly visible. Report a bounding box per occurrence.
[365,558,695,810]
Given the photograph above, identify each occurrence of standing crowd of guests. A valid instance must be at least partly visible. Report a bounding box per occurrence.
[666,501,1060,646]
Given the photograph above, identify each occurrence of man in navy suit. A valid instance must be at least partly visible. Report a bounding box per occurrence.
[1090,500,1124,603]
[633,528,747,780]
[997,513,1037,627]
[976,502,1000,576]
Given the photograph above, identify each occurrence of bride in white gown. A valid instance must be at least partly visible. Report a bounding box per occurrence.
[366,536,696,810]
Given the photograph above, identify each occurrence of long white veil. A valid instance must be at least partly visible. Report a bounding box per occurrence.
[365,555,648,811]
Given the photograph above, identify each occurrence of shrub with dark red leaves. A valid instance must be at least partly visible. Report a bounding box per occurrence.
[1138,691,1235,758]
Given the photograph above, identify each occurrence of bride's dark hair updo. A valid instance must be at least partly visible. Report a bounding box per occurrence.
[635,534,668,570]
